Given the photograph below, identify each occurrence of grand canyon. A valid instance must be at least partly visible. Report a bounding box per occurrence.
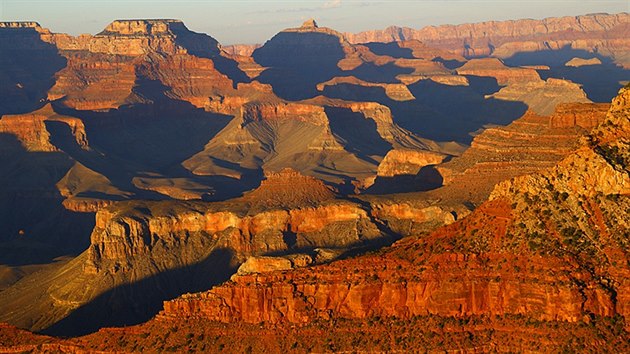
[0,7,628,353]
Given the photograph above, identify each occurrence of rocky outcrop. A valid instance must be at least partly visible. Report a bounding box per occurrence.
[240,102,328,125]
[0,104,88,151]
[240,168,336,208]
[317,76,415,101]
[81,19,217,56]
[455,58,540,85]
[236,256,296,275]
[565,57,602,67]
[45,19,250,111]
[376,149,445,177]
[437,102,609,202]
[490,78,592,115]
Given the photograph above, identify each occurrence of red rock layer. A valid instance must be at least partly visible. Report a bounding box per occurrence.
[240,168,336,208]
[436,102,609,202]
[0,103,88,151]
[455,58,540,85]
[43,19,252,112]
[240,101,328,125]
[157,89,629,348]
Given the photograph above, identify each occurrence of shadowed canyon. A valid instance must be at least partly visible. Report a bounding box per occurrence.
[0,12,629,353]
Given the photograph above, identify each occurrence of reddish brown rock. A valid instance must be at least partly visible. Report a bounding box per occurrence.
[157,91,629,348]
[456,58,540,85]
[222,43,261,57]
[436,102,609,202]
[376,149,445,177]
[565,57,603,67]
[490,78,592,115]
[46,19,250,112]
[345,13,630,67]
[240,168,335,208]
[0,103,88,151]
[240,102,328,125]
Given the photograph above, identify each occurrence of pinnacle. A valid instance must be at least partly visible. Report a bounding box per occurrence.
[301,18,318,28]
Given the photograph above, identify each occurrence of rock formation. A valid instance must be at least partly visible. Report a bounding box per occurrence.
[0,15,628,352]
[240,168,336,208]
[490,78,592,115]
[345,13,630,68]
[437,102,609,202]
[566,57,603,67]
[152,86,630,352]
[456,58,541,85]
[0,103,88,151]
[376,149,445,177]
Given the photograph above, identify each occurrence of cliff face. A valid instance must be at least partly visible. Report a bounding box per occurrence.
[0,22,66,115]
[45,19,248,111]
[456,58,541,85]
[152,88,629,352]
[163,201,616,325]
[0,104,87,152]
[436,102,609,202]
[345,13,630,67]
[0,167,472,335]
[376,149,445,177]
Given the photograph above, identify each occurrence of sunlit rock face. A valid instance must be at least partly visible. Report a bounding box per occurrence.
[0,13,628,353]
[345,13,630,67]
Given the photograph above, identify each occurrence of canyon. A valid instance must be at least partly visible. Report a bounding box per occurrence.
[0,11,628,353]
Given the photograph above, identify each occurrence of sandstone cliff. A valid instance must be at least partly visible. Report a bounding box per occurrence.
[346,13,630,68]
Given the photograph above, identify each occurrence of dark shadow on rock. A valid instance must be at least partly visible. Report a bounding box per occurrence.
[50,76,244,199]
[324,106,392,164]
[0,27,66,115]
[41,247,238,337]
[465,75,504,96]
[365,165,443,194]
[503,46,630,102]
[170,23,250,87]
[0,133,94,265]
[253,32,346,100]
[403,79,528,143]
[321,77,527,144]
[282,230,298,249]
[363,42,414,59]
[433,57,465,70]
[321,83,392,102]
[351,62,414,83]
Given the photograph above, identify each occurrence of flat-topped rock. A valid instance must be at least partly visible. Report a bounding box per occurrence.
[565,57,603,67]
[97,19,186,36]
[0,22,42,29]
